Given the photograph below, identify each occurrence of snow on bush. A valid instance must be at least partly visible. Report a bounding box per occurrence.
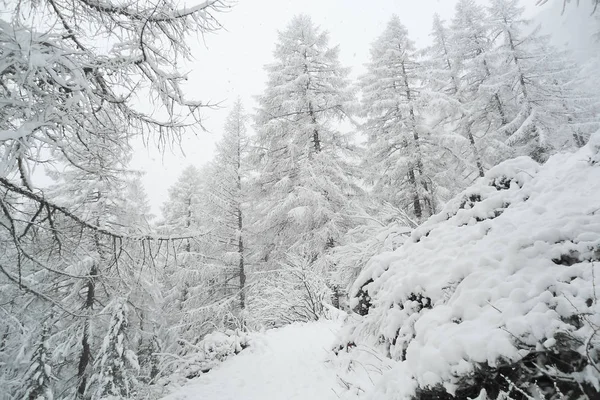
[338,134,600,399]
[162,329,250,385]
[332,219,411,306]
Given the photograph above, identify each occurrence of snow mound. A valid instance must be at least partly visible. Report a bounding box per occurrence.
[341,135,600,399]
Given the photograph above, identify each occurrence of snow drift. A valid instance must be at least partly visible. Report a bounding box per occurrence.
[338,133,600,399]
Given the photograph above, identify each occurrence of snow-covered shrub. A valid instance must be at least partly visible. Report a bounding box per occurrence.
[161,329,250,384]
[332,217,411,311]
[338,134,600,399]
[247,254,332,328]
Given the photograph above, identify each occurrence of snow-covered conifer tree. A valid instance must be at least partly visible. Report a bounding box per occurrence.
[159,166,218,345]
[488,0,591,161]
[0,0,228,393]
[86,299,139,399]
[250,14,360,324]
[448,0,515,171]
[423,13,509,181]
[359,16,438,221]
[19,322,54,400]
[202,99,250,317]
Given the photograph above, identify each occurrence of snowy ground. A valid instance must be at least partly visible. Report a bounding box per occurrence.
[161,320,342,400]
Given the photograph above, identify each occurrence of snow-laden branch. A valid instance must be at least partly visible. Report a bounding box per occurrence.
[0,177,209,241]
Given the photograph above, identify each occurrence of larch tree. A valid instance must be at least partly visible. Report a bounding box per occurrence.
[359,15,437,222]
[19,321,54,400]
[488,0,590,161]
[449,0,515,172]
[158,165,220,350]
[249,14,360,325]
[423,13,506,183]
[86,299,139,400]
[536,0,600,12]
[202,99,250,318]
[0,0,228,395]
[42,149,158,398]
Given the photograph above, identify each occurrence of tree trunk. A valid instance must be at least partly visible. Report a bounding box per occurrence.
[466,122,485,178]
[407,166,422,219]
[401,61,429,219]
[309,102,321,154]
[77,263,97,397]
[237,207,246,311]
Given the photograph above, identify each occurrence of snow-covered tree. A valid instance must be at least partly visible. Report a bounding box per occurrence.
[158,165,217,346]
[448,0,515,171]
[423,13,509,182]
[249,14,360,324]
[0,0,228,394]
[537,0,600,12]
[161,165,205,236]
[41,143,155,397]
[19,322,54,400]
[202,99,250,316]
[359,15,439,221]
[488,0,590,161]
[86,299,139,399]
[249,254,331,326]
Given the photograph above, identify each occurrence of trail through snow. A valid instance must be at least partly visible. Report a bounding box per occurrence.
[162,320,342,400]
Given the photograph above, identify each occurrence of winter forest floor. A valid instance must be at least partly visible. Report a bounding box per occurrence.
[162,321,342,400]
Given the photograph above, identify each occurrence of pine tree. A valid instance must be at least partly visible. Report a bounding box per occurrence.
[250,14,359,324]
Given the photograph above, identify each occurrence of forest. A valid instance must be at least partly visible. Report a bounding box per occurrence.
[1,0,599,399]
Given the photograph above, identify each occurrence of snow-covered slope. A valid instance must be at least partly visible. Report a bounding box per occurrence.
[338,133,600,399]
[161,320,342,400]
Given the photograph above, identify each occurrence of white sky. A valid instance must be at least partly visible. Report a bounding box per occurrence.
[130,0,591,216]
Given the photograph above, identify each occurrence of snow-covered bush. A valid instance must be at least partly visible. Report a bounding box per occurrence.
[161,329,250,385]
[337,133,600,399]
[332,218,411,311]
[247,254,332,327]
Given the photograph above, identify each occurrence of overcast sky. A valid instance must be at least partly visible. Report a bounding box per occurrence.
[130,0,594,216]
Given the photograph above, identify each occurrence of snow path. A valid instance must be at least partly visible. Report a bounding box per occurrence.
[162,320,342,400]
